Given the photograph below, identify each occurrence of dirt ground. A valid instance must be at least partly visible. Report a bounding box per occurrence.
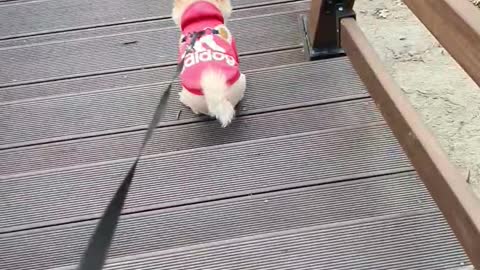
[354,0,480,199]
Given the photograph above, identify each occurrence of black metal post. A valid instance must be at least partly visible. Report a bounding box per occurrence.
[300,0,356,60]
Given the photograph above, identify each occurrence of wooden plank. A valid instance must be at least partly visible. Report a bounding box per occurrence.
[0,10,305,86]
[404,0,480,86]
[0,1,310,48]
[340,18,480,268]
[0,48,307,103]
[1,123,411,232]
[2,173,444,270]
[0,0,303,40]
[0,100,380,177]
[0,60,367,149]
[35,211,468,270]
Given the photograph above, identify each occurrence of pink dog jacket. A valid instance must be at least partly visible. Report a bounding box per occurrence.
[178,1,240,95]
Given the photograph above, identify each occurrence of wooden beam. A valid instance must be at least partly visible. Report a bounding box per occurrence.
[404,0,480,87]
[308,0,335,49]
[307,0,355,49]
[340,18,480,268]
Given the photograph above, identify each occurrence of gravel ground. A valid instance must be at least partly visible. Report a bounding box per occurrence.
[354,0,480,198]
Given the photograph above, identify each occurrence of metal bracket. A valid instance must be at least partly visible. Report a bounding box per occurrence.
[300,0,356,60]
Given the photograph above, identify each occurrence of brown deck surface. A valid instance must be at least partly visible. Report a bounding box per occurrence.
[0,0,472,269]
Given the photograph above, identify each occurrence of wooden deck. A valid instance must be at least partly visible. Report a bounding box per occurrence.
[0,0,473,269]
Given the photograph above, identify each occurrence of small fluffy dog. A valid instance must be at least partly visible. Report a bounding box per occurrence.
[172,0,246,127]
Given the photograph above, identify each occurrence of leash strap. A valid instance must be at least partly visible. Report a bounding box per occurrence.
[77,32,202,270]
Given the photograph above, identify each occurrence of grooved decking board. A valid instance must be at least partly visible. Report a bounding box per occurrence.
[0,99,380,177]
[0,10,304,86]
[0,48,306,103]
[51,211,469,270]
[0,59,368,149]
[0,172,438,270]
[0,1,310,48]
[0,0,304,39]
[0,123,411,232]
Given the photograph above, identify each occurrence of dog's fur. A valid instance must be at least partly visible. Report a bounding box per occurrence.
[172,0,246,127]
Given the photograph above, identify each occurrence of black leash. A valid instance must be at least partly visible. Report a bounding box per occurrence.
[77,31,203,270]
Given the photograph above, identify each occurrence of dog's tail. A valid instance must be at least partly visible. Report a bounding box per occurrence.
[200,69,235,127]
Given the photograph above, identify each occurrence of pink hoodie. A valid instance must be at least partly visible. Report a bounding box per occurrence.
[178,1,241,95]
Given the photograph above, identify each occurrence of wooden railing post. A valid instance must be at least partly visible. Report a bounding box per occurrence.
[301,0,355,60]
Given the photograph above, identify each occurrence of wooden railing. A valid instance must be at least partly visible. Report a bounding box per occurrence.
[305,0,480,267]
[404,0,480,87]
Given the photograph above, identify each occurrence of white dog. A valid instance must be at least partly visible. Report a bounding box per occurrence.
[172,0,246,127]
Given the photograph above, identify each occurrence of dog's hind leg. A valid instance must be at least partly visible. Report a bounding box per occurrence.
[179,88,209,115]
[226,73,246,108]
